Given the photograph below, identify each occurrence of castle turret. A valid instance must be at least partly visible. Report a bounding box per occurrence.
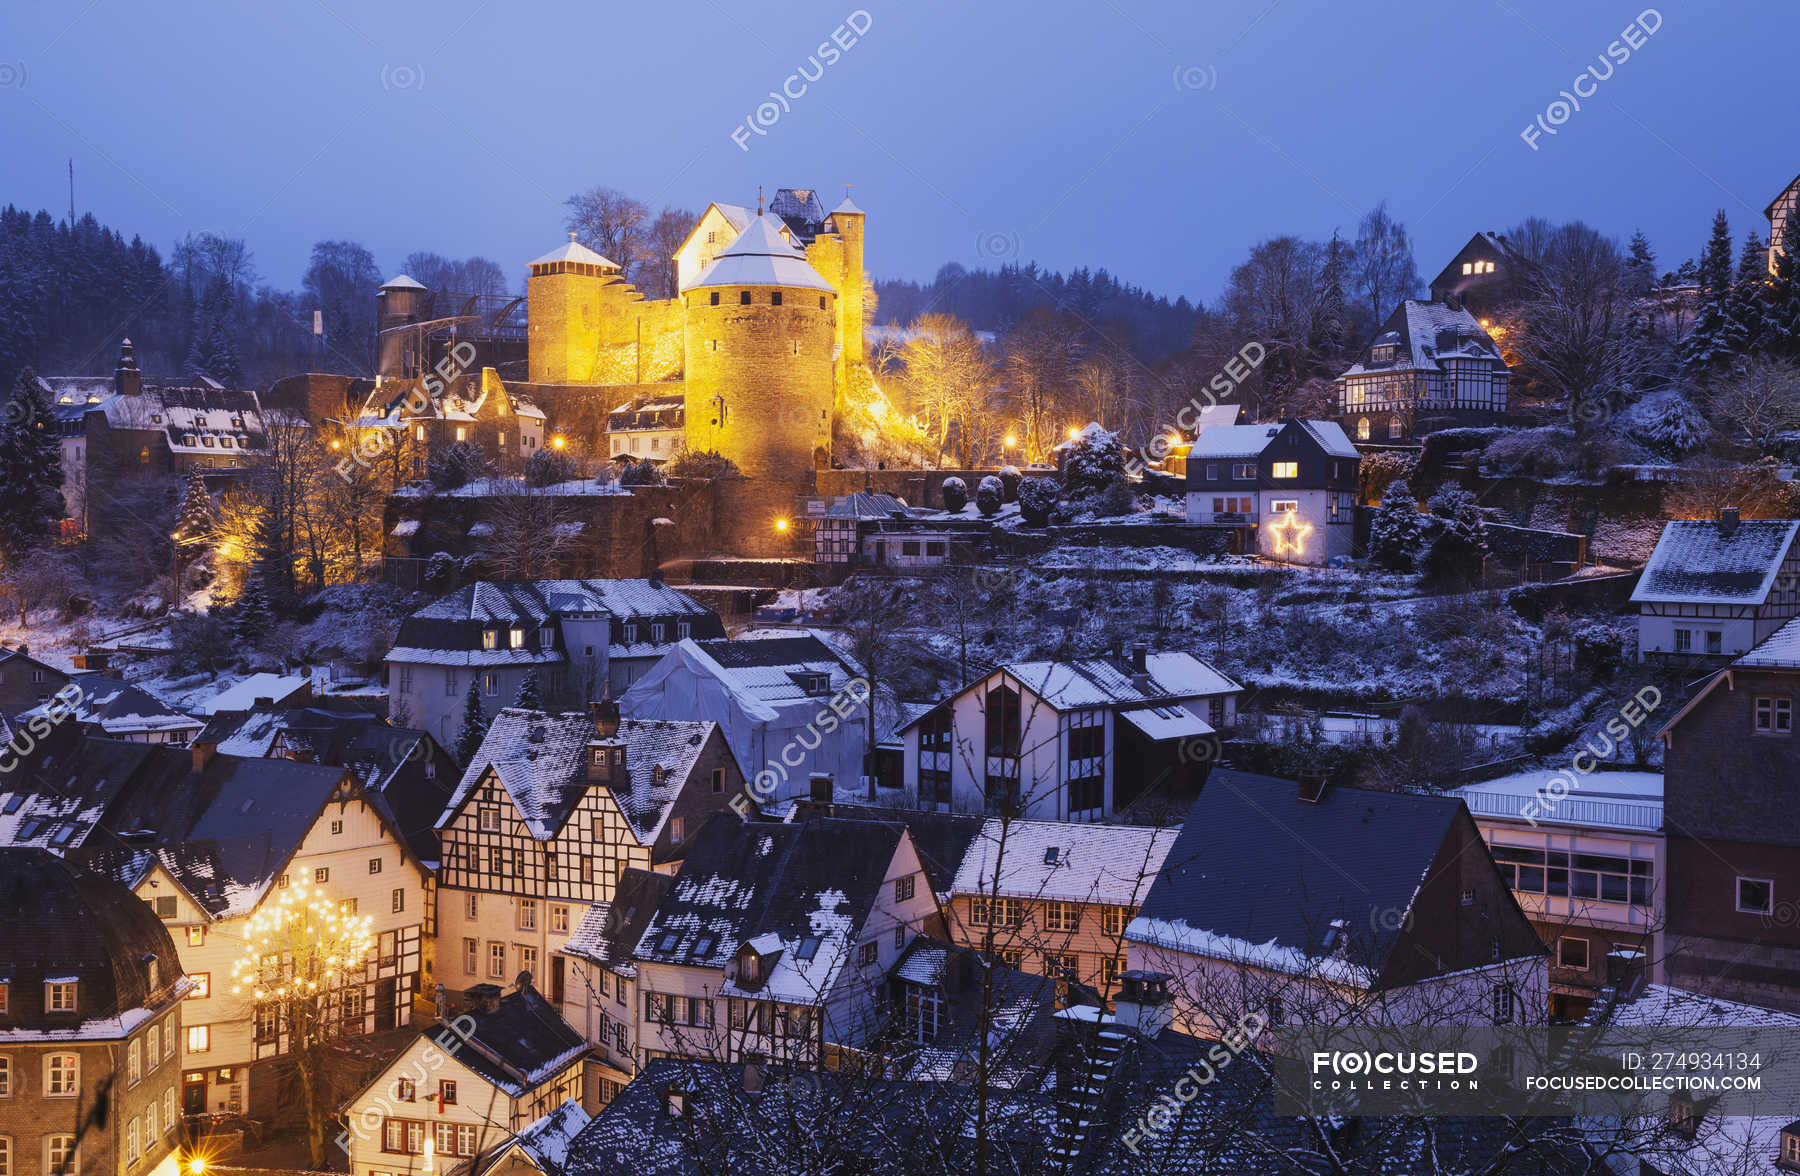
[114,337,142,397]
[377,273,428,378]
[526,235,625,384]
[682,212,837,480]
[826,195,866,374]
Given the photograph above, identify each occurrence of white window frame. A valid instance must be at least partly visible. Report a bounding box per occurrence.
[1737,876,1775,916]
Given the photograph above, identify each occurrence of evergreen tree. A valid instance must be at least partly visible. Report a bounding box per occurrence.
[1729,231,1773,357]
[1368,479,1421,571]
[1421,488,1488,590]
[514,669,541,710]
[1765,246,1800,360]
[231,510,278,645]
[1681,210,1741,376]
[0,367,65,558]
[1621,230,1657,299]
[455,679,489,768]
[1312,232,1350,360]
[174,468,214,546]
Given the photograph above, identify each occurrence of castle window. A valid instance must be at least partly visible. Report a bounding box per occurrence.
[707,340,718,352]
[707,231,715,244]
[819,296,827,309]
[793,341,801,356]
[455,426,467,442]
[710,292,719,306]
[497,432,505,447]
[771,291,783,307]
[740,291,752,305]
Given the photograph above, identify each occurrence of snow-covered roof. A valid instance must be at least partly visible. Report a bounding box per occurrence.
[1453,770,1663,832]
[529,235,619,270]
[949,818,1176,905]
[830,196,865,216]
[381,273,427,290]
[1738,615,1800,667]
[684,635,860,716]
[685,212,834,293]
[21,676,201,738]
[489,1099,590,1176]
[441,709,717,846]
[389,580,721,668]
[1339,299,1506,378]
[1631,519,1800,606]
[197,673,311,714]
[994,652,1239,712]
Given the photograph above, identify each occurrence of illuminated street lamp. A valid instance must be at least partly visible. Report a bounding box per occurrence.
[774,517,790,533]
[551,434,566,450]
[1003,433,1017,450]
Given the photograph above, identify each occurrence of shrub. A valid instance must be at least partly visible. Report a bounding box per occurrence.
[619,458,664,486]
[667,449,741,480]
[940,476,968,512]
[427,441,489,490]
[998,465,1023,502]
[1018,477,1059,526]
[1368,479,1422,571]
[1063,425,1124,497]
[523,447,577,487]
[1097,479,1136,517]
[976,475,1004,516]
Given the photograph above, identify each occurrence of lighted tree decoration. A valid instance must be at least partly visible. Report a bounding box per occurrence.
[230,877,376,1166]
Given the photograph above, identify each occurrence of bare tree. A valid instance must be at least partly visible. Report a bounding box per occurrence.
[564,186,650,280]
[1709,355,1800,451]
[473,484,581,579]
[897,314,997,466]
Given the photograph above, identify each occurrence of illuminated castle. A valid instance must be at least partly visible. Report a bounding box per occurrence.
[525,188,867,480]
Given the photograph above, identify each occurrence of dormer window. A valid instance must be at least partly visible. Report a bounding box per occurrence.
[740,953,760,985]
[1780,1126,1800,1169]
[482,629,498,650]
[231,416,242,428]
[45,981,77,1013]
[509,627,524,650]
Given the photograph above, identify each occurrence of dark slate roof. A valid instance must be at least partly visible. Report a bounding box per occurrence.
[0,733,355,918]
[1128,770,1464,987]
[20,675,198,737]
[605,396,684,433]
[770,187,829,239]
[634,814,903,1003]
[1631,519,1800,606]
[0,848,186,1034]
[885,937,1060,1086]
[562,867,674,971]
[198,707,452,861]
[390,580,721,664]
[788,801,982,896]
[817,492,910,520]
[691,635,839,671]
[1338,299,1507,378]
[432,986,588,1097]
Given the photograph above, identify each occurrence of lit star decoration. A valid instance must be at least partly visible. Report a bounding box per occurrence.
[1269,509,1311,557]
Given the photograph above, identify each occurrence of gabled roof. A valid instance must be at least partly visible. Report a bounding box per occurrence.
[428,986,587,1098]
[1126,769,1469,988]
[197,672,310,714]
[683,635,861,714]
[903,652,1238,731]
[686,212,834,293]
[789,801,982,896]
[1184,418,1359,462]
[441,709,717,845]
[473,1099,590,1176]
[381,273,427,290]
[633,814,905,1004]
[1338,299,1506,378]
[21,676,199,737]
[1631,519,1800,606]
[818,492,910,520]
[950,818,1177,906]
[389,579,720,667]
[830,196,865,216]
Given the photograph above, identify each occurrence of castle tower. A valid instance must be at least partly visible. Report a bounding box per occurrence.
[526,235,624,384]
[376,273,428,378]
[682,212,837,480]
[827,195,866,374]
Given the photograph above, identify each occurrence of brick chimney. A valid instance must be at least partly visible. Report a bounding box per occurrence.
[114,338,142,398]
[191,737,217,772]
[1129,642,1151,691]
[464,983,503,1014]
[1718,506,1740,537]
[1113,970,1175,1037]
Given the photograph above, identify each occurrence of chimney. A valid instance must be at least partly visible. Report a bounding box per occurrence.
[191,738,217,772]
[114,338,142,398]
[1130,642,1148,674]
[1718,506,1740,537]
[1297,769,1328,804]
[809,771,833,803]
[464,983,503,1015]
[1113,970,1175,1038]
[591,695,620,740]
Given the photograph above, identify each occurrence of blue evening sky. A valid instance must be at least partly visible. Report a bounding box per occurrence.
[4,0,1788,302]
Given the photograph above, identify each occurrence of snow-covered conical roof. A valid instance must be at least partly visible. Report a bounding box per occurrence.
[831,196,865,216]
[529,233,620,270]
[685,212,834,293]
[381,273,427,290]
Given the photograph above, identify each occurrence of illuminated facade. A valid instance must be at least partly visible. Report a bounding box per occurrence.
[1334,300,1511,442]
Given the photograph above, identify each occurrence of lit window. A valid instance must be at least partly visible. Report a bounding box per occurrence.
[45,1054,78,1096]
[483,672,498,696]
[482,629,497,650]
[1461,262,1473,275]
[188,973,210,999]
[509,628,524,649]
[187,1025,210,1053]
[1271,461,1298,479]
[1356,417,1370,441]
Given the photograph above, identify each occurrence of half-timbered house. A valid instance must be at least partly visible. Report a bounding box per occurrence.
[341,983,587,1176]
[1632,511,1800,665]
[434,706,745,1022]
[1334,299,1511,441]
[559,867,674,1107]
[629,813,938,1068]
[0,731,433,1119]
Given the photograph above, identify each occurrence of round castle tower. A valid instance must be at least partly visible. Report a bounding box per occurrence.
[682,211,837,480]
[377,273,428,378]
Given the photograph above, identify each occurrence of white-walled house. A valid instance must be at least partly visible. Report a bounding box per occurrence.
[15,736,436,1118]
[558,867,673,1107]
[620,634,867,807]
[434,707,745,1022]
[1631,513,1800,663]
[628,813,938,1068]
[386,580,725,747]
[1183,419,1360,565]
[341,984,586,1176]
[899,647,1240,821]
[1126,769,1548,1037]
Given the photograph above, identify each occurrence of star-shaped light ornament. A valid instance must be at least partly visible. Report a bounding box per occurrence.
[1269,509,1312,558]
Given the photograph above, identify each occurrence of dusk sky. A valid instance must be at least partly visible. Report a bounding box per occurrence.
[8,0,1791,301]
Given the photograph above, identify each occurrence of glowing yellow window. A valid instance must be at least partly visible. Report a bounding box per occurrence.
[1271,462,1298,479]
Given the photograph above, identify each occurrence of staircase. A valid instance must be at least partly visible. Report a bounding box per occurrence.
[1045,1025,1131,1170]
